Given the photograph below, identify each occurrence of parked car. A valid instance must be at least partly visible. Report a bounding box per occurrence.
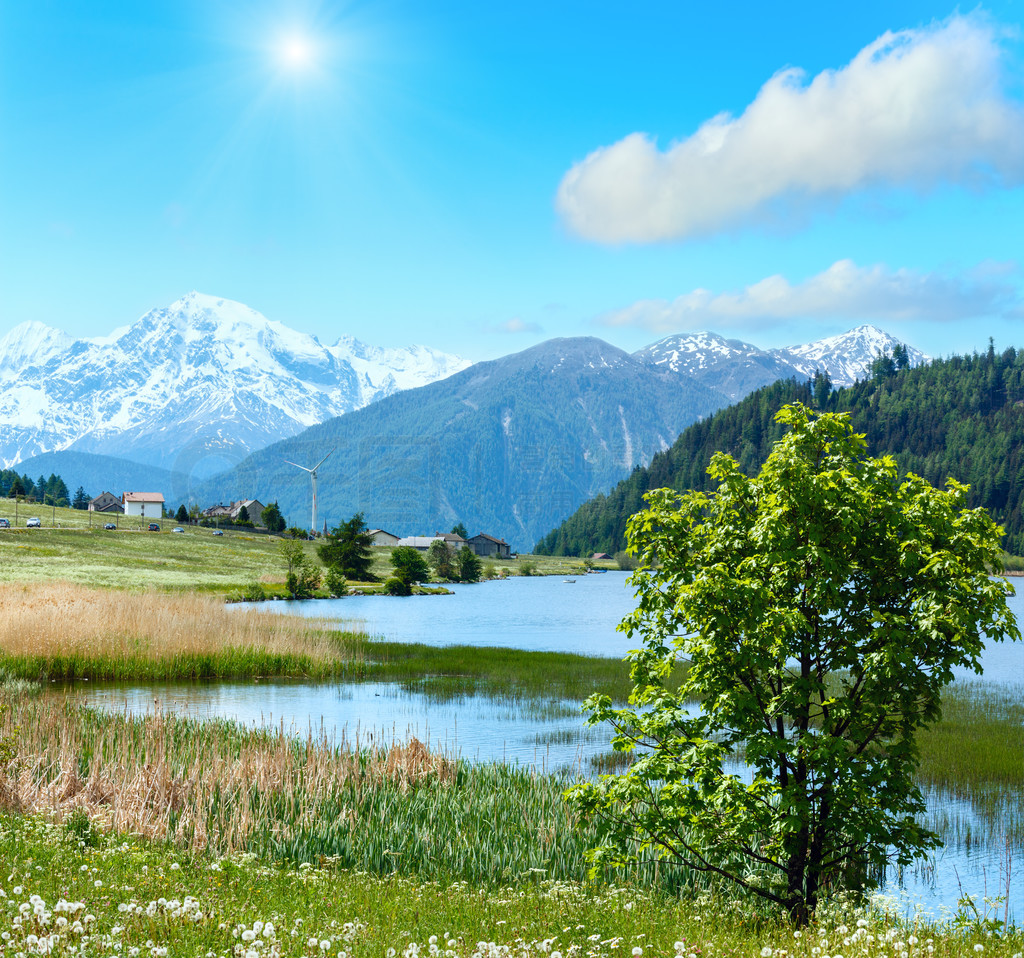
[103,522,116,530]
[148,523,160,532]
[172,526,184,533]
[211,529,224,536]
[26,517,41,528]
[0,518,9,529]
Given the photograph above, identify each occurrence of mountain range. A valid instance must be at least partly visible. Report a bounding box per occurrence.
[536,343,1024,556]
[0,291,469,474]
[0,291,926,547]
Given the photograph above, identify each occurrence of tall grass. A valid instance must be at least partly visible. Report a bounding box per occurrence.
[0,691,698,891]
[0,582,366,680]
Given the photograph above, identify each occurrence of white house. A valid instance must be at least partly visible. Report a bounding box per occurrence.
[122,491,165,518]
[368,528,400,547]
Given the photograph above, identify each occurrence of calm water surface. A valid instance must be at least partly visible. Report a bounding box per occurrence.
[77,572,1024,918]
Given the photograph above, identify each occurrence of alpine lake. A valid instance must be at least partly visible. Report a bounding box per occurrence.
[73,571,1024,920]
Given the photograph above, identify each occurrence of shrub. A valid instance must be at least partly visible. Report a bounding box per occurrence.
[240,579,266,602]
[324,566,348,597]
[383,576,411,596]
[519,561,537,576]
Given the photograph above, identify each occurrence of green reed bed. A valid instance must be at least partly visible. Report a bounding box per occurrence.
[353,641,637,703]
[0,641,371,683]
[917,682,1024,791]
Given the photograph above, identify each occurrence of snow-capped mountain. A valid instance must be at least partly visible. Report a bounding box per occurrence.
[634,325,927,399]
[772,325,928,386]
[633,331,803,401]
[0,292,469,473]
[0,321,73,379]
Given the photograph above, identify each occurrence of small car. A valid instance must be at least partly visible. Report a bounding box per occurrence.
[172,526,184,533]
[26,517,41,528]
[0,518,9,528]
[148,523,160,532]
[103,522,116,530]
[211,529,224,536]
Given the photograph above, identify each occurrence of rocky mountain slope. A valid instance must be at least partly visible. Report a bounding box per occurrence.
[191,338,729,549]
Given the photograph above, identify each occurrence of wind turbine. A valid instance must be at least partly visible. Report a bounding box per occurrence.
[284,449,335,535]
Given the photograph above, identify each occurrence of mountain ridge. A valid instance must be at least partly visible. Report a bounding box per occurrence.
[0,292,469,474]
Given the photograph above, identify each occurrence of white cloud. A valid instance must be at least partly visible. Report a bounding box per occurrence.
[557,14,1024,243]
[494,317,542,334]
[598,260,1019,332]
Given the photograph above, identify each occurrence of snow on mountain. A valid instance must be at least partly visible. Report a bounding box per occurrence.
[0,321,73,379]
[632,331,803,401]
[0,292,468,474]
[772,325,929,387]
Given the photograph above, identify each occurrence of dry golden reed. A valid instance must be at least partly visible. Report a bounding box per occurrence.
[0,581,364,674]
[0,693,454,851]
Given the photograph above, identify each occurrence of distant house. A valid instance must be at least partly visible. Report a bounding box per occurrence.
[122,491,165,518]
[468,533,511,559]
[88,491,123,514]
[368,529,400,547]
[203,499,266,522]
[395,535,445,552]
[230,499,265,520]
[433,532,468,551]
[592,552,612,561]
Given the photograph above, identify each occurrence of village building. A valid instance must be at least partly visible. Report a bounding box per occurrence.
[468,533,511,559]
[202,499,266,521]
[122,491,165,518]
[368,528,400,547]
[88,491,124,514]
[395,535,445,551]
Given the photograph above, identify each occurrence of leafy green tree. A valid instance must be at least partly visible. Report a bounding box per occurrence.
[72,486,90,510]
[455,546,481,583]
[176,504,189,523]
[428,539,455,580]
[451,522,468,539]
[390,546,430,587]
[317,512,375,581]
[261,500,286,533]
[237,504,250,523]
[569,404,1020,925]
[324,566,348,597]
[8,477,24,499]
[280,540,321,598]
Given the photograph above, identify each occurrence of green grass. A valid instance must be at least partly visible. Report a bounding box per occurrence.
[0,497,616,593]
[11,813,1023,958]
[353,641,634,702]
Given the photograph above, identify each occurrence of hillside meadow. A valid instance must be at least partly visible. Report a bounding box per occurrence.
[0,498,596,592]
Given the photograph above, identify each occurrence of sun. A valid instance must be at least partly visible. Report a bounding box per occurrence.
[277,34,315,70]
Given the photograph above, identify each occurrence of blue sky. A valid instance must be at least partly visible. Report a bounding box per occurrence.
[2,1,1023,362]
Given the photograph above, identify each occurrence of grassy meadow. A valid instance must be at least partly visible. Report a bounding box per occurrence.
[0,497,606,592]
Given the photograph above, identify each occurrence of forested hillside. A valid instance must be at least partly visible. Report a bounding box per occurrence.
[536,343,1024,556]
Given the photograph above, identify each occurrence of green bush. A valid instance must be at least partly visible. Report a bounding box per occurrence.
[325,566,348,597]
[383,576,411,596]
[240,579,266,602]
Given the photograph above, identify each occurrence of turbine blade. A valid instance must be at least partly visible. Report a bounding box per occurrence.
[312,448,336,471]
[284,459,314,473]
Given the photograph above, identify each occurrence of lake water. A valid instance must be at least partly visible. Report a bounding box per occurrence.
[76,572,1024,919]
